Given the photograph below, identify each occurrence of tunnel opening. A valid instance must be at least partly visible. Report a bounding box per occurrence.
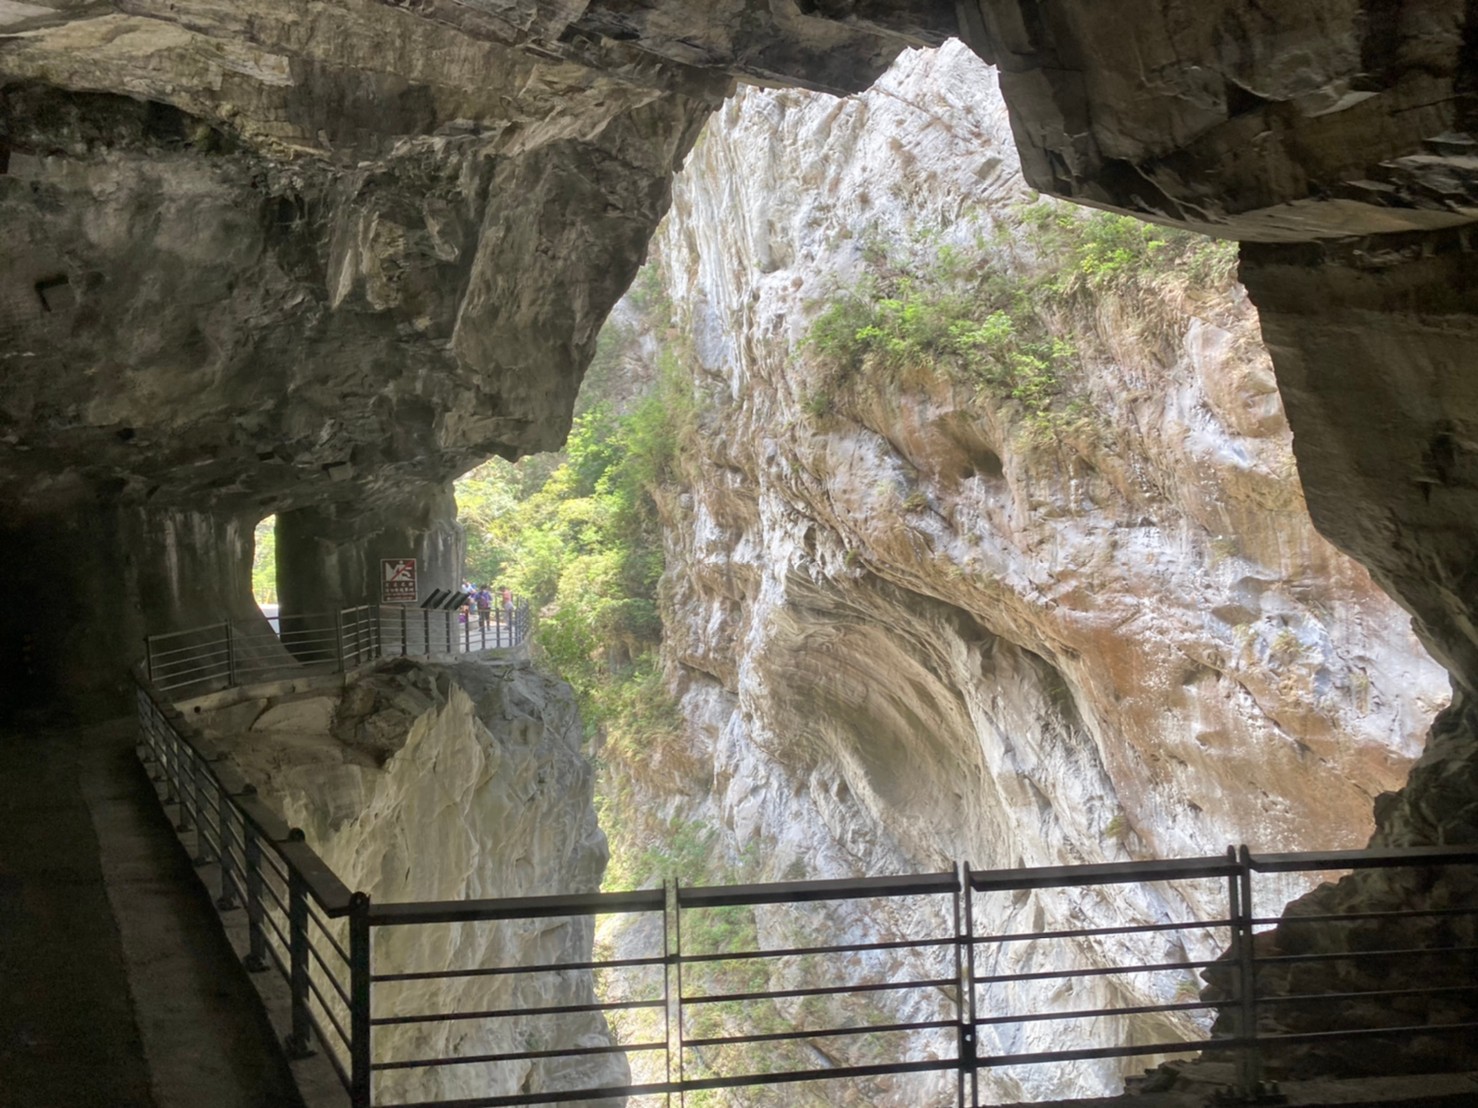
[251,513,278,625]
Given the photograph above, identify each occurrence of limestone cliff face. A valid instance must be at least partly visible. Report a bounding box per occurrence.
[196,659,617,1105]
[611,44,1449,1100]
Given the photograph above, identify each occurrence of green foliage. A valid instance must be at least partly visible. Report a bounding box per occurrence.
[455,332,698,750]
[1018,201,1239,295]
[803,200,1238,445]
[251,516,277,606]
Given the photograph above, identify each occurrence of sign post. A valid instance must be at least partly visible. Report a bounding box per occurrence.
[381,558,417,604]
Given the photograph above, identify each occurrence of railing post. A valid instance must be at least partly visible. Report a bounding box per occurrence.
[1228,845,1264,1101]
[190,756,212,868]
[665,886,679,1105]
[242,805,269,973]
[349,891,373,1108]
[335,608,346,673]
[400,607,408,657]
[144,636,155,685]
[225,621,237,687]
[285,841,316,1059]
[956,860,978,1108]
[176,747,195,834]
[215,778,238,911]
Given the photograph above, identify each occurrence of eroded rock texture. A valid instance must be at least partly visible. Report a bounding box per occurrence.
[965,0,1478,242]
[193,658,616,1103]
[596,44,1449,1101]
[952,2,1478,1069]
[1,2,956,714]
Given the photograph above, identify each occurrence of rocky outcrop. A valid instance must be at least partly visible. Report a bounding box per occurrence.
[0,1,965,717]
[964,0,1478,243]
[0,3,705,713]
[194,657,617,1104]
[958,12,1478,1015]
[602,43,1450,1100]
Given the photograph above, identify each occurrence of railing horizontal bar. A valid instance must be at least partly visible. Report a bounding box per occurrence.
[313,1010,353,1094]
[974,998,1214,1028]
[979,1036,1211,1069]
[685,1017,956,1049]
[256,872,290,918]
[153,652,230,671]
[261,903,291,953]
[273,840,353,916]
[373,998,664,1027]
[214,764,251,796]
[154,658,229,678]
[974,958,1217,986]
[307,905,351,965]
[373,954,666,983]
[685,976,956,1007]
[1252,905,1478,927]
[147,626,228,644]
[369,887,665,926]
[977,917,1231,946]
[258,848,291,889]
[389,1079,678,1108]
[1253,944,1478,967]
[1247,845,1478,872]
[1259,983,1478,1008]
[678,1056,959,1094]
[1254,1021,1478,1046]
[149,641,228,661]
[971,855,1235,892]
[372,1040,664,1072]
[679,870,958,908]
[682,934,950,965]
[234,794,294,844]
[307,974,353,1049]
[306,938,352,1008]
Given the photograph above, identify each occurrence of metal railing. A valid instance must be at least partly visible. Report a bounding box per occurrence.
[377,601,530,659]
[135,675,1478,1107]
[144,601,530,698]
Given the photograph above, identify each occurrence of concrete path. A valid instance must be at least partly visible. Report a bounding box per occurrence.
[0,719,303,1108]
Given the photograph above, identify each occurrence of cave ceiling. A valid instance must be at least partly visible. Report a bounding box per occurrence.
[0,0,955,524]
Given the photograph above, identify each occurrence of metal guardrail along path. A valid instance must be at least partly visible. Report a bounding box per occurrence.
[144,601,532,698]
[134,673,1478,1108]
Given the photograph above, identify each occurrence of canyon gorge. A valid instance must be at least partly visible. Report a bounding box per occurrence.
[580,42,1453,1103]
[4,2,1478,1106]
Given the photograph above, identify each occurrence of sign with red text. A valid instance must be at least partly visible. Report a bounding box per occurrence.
[381,558,417,603]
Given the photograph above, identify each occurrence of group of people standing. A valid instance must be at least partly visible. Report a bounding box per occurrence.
[460,582,514,629]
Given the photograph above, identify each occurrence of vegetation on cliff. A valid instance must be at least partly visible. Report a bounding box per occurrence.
[455,281,710,895]
[805,202,1237,441]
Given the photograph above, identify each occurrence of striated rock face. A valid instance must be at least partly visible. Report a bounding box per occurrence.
[606,43,1450,1100]
[195,658,618,1104]
[958,10,1478,983]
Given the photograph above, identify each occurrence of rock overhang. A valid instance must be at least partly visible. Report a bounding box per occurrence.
[4,0,1478,705]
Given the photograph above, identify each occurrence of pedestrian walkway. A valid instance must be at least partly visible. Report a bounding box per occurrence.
[0,719,304,1108]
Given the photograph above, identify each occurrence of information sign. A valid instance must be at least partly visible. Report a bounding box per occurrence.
[381,558,417,603]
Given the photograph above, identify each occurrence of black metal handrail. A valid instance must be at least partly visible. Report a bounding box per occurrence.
[135,676,1478,1107]
[143,600,531,698]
